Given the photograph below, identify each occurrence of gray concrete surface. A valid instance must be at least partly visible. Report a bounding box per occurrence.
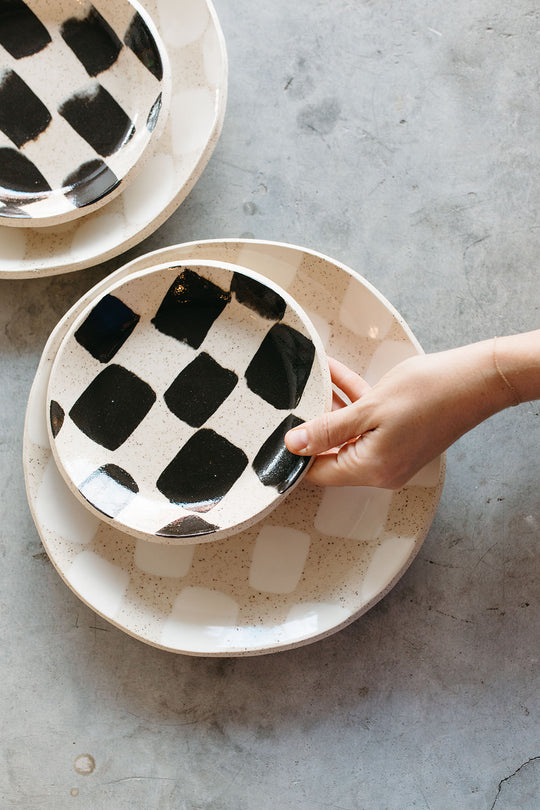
[1,0,539,807]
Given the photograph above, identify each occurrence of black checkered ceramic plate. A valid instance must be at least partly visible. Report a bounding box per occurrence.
[0,0,169,227]
[46,259,332,544]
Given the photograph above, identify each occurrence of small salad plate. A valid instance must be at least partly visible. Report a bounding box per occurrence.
[0,0,170,227]
[24,240,445,656]
[46,259,332,543]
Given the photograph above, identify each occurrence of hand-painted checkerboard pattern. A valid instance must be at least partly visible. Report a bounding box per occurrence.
[0,0,165,223]
[48,264,329,542]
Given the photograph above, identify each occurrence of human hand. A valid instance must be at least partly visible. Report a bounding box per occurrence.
[285,343,515,489]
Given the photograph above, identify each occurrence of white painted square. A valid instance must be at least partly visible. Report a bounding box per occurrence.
[249,525,311,594]
[171,88,215,154]
[235,245,302,290]
[315,486,393,541]
[158,0,209,48]
[134,539,195,578]
[359,536,416,604]
[339,277,395,340]
[285,601,350,640]
[68,551,130,619]
[36,457,100,545]
[364,340,418,385]
[302,307,331,348]
[161,587,240,653]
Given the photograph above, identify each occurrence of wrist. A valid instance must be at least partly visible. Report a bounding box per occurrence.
[489,330,540,405]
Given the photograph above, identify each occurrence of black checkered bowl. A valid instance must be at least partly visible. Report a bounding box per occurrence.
[0,0,170,227]
[46,259,333,544]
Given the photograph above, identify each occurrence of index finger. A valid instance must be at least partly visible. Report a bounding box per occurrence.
[328,357,371,402]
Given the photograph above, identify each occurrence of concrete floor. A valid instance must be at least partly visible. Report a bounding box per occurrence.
[1,0,539,807]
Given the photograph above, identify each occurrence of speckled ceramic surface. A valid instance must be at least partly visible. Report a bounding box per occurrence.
[0,0,170,227]
[24,240,445,656]
[47,259,332,543]
[0,0,226,275]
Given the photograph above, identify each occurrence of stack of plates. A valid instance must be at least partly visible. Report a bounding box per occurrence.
[0,0,227,278]
[23,239,445,656]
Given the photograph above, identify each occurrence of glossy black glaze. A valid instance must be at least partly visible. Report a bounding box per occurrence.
[230,272,286,321]
[79,463,139,518]
[252,414,310,493]
[156,428,248,510]
[157,515,219,538]
[63,159,119,208]
[49,400,65,438]
[0,147,51,194]
[0,0,51,59]
[58,83,134,158]
[146,94,162,132]
[245,323,315,410]
[164,352,238,428]
[60,7,122,77]
[74,294,140,363]
[69,364,156,451]
[0,70,51,148]
[151,269,231,349]
[124,12,163,80]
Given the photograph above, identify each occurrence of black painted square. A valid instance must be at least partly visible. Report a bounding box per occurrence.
[151,269,231,349]
[124,12,163,80]
[157,514,219,538]
[164,352,238,428]
[49,400,65,438]
[156,428,248,511]
[0,0,52,59]
[79,463,139,518]
[74,294,140,363]
[64,159,119,208]
[0,147,51,193]
[69,364,156,451]
[231,272,286,321]
[58,83,134,158]
[253,414,310,493]
[146,93,162,132]
[60,7,123,77]
[0,70,52,147]
[245,323,315,410]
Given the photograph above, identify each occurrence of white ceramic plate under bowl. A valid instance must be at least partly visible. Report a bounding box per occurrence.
[0,0,170,227]
[24,240,445,656]
[0,0,226,276]
[46,259,332,543]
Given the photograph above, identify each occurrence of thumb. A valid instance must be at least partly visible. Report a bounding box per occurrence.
[285,404,364,456]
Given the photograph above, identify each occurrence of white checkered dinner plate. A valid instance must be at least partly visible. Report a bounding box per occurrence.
[23,240,445,656]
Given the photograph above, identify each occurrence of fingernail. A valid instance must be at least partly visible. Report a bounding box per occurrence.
[286,427,309,453]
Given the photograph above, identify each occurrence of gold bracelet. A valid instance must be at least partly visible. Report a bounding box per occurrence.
[493,336,521,407]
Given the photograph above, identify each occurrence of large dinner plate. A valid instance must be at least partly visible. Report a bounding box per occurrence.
[0,0,227,278]
[23,240,445,656]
